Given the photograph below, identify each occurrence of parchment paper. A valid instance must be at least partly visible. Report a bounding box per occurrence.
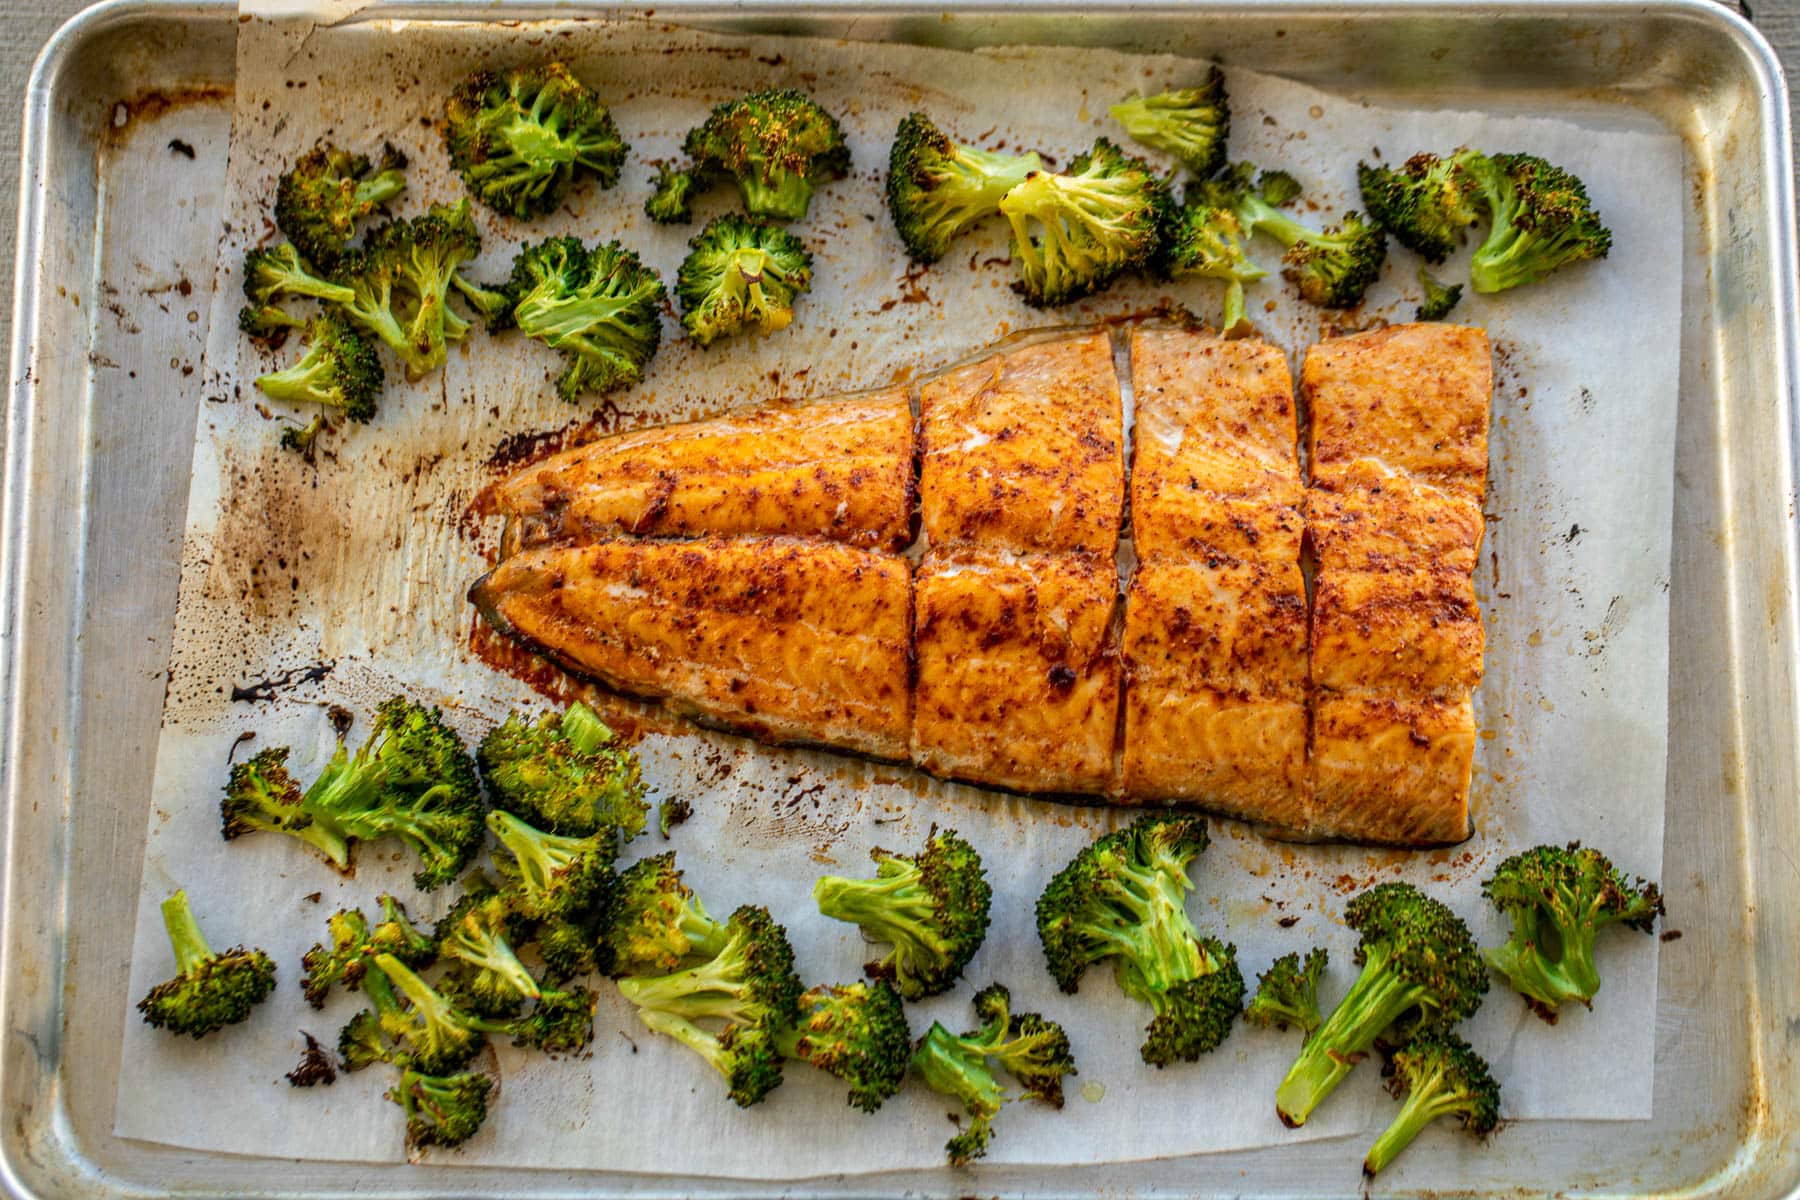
[112,11,1682,1175]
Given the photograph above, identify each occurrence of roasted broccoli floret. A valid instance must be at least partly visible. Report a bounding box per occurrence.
[505,237,666,401]
[998,137,1172,307]
[1364,1031,1501,1176]
[1036,814,1243,1065]
[301,906,372,1008]
[338,964,408,1072]
[444,62,627,220]
[472,986,596,1054]
[450,272,519,334]
[239,302,309,345]
[1275,882,1487,1127]
[885,112,1043,263]
[1162,202,1266,334]
[253,312,384,422]
[1109,67,1231,178]
[970,982,1077,1107]
[368,952,486,1075]
[360,200,486,380]
[1195,163,1387,307]
[275,141,407,270]
[436,887,540,1017]
[1244,946,1328,1038]
[681,89,850,221]
[659,795,694,839]
[486,809,615,977]
[813,827,992,1001]
[280,414,327,460]
[614,905,803,1107]
[1464,152,1612,293]
[302,696,485,891]
[286,1031,338,1087]
[774,981,912,1113]
[137,890,276,1038]
[369,893,439,967]
[1416,265,1464,321]
[219,745,350,871]
[676,214,813,347]
[1358,151,1483,264]
[243,242,354,309]
[1482,842,1662,1021]
[598,850,726,977]
[388,1067,493,1151]
[646,163,702,224]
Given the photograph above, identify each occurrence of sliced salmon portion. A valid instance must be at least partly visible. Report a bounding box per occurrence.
[1306,459,1484,576]
[1310,693,1477,846]
[489,386,915,554]
[468,536,912,760]
[1310,567,1484,696]
[911,549,1119,794]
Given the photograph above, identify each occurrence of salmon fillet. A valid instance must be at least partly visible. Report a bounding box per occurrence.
[489,386,915,554]
[918,331,1124,556]
[911,549,1119,794]
[468,536,913,760]
[1311,694,1478,845]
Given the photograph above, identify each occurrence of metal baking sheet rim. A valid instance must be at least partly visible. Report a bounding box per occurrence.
[4,1,1799,1197]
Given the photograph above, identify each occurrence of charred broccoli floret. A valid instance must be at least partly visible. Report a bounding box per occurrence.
[645,163,702,224]
[615,905,803,1107]
[505,237,666,401]
[137,890,276,1038]
[337,964,408,1072]
[388,1067,493,1151]
[598,850,727,977]
[1036,814,1243,1065]
[239,302,309,345]
[243,242,355,310]
[1275,882,1487,1127]
[681,89,850,221]
[435,886,540,1017]
[813,827,992,1000]
[1109,67,1231,178]
[1244,946,1328,1038]
[219,745,350,870]
[1364,1032,1501,1176]
[1464,152,1612,293]
[444,62,627,220]
[368,952,486,1075]
[471,986,596,1054]
[998,137,1172,306]
[1196,163,1387,307]
[1482,842,1662,1020]
[676,214,813,347]
[971,982,1077,1107]
[275,141,407,270]
[280,414,327,460]
[1357,150,1483,264]
[486,809,615,977]
[369,893,439,967]
[1162,202,1266,334]
[885,112,1043,263]
[301,906,371,1008]
[1416,265,1464,321]
[478,701,647,838]
[774,981,912,1113]
[253,311,384,422]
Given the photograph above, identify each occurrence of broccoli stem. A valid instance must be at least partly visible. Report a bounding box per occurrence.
[1084,865,1205,1005]
[1484,906,1599,1006]
[813,870,946,957]
[1275,946,1423,1126]
[615,952,754,1025]
[487,810,584,891]
[452,928,541,1001]
[161,891,212,976]
[1363,1059,1461,1176]
[736,172,811,222]
[635,1006,731,1076]
[355,171,407,212]
[1220,280,1249,335]
[1238,195,1312,249]
[255,349,338,407]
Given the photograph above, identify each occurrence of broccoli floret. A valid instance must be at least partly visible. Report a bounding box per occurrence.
[388,1067,493,1151]
[286,1031,338,1087]
[1036,813,1243,1065]
[998,137,1172,307]
[275,141,407,270]
[598,850,727,977]
[970,982,1077,1107]
[361,200,485,380]
[1358,151,1483,264]
[502,236,665,402]
[1162,202,1267,335]
[470,985,596,1054]
[681,89,850,221]
[912,1020,1004,1166]
[1197,163,1387,307]
[486,809,615,976]
[1109,67,1231,178]
[1416,265,1464,321]
[615,905,803,1106]
[774,980,912,1113]
[885,112,1044,264]
[435,887,541,1017]
[280,414,327,460]
[450,272,519,334]
[301,906,371,1008]
[369,893,439,967]
[302,696,484,891]
[337,964,408,1072]
[368,952,486,1075]
[136,890,276,1038]
[1464,152,1612,293]
[239,302,309,345]
[659,795,693,839]
[243,242,355,309]
[477,702,646,839]
[253,312,384,422]
[1482,842,1662,1021]
[444,62,627,220]
[813,827,992,1000]
[1244,946,1328,1038]
[646,163,701,224]
[675,214,813,348]
[219,745,350,871]
[1275,882,1488,1127]
[1364,1031,1501,1176]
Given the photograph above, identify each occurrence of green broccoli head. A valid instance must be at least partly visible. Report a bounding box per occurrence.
[137,890,276,1038]
[1198,163,1386,307]
[243,242,355,310]
[775,981,913,1113]
[369,893,439,968]
[1244,946,1329,1038]
[253,311,384,423]
[970,982,1078,1107]
[1364,1031,1501,1176]
[998,137,1173,306]
[646,163,702,224]
[356,200,485,381]
[239,302,309,345]
[337,964,410,1072]
[444,62,627,220]
[1161,202,1268,334]
[506,236,666,401]
[1109,66,1231,178]
[301,906,371,1008]
[598,850,726,977]
[478,701,648,839]
[885,112,1044,263]
[435,887,541,1018]
[812,826,992,1001]
[1415,265,1464,321]
[368,952,487,1076]
[388,1068,494,1151]
[219,745,350,870]
[274,141,407,270]
[909,983,1072,1165]
[1275,882,1487,1128]
[1465,151,1612,293]
[676,214,814,347]
[911,1018,1006,1166]
[1482,841,1662,1020]
[486,809,616,917]
[1358,150,1483,264]
[682,89,850,221]
[475,986,596,1054]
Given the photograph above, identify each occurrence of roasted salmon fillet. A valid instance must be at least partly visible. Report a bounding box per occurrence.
[469,536,913,760]
[488,385,915,554]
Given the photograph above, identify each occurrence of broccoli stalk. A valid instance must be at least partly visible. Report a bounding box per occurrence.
[1357,151,1484,264]
[478,701,647,837]
[338,964,407,1072]
[1364,1032,1501,1176]
[1274,883,1488,1127]
[1244,946,1329,1038]
[911,1022,1006,1166]
[137,890,277,1038]
[275,142,408,270]
[388,1067,494,1151]
[773,981,912,1113]
[1036,814,1244,1065]
[681,89,850,221]
[1109,67,1231,178]
[812,827,992,1000]
[242,242,355,309]
[504,237,666,402]
[444,63,628,220]
[676,215,814,347]
[240,302,309,345]
[885,112,1043,263]
[253,312,384,422]
[598,850,727,977]
[997,137,1172,306]
[369,952,487,1075]
[1464,152,1612,293]
[435,888,541,1017]
[219,745,350,870]
[1161,203,1267,335]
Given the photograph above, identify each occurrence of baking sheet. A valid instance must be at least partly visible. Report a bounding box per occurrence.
[110,12,1681,1175]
